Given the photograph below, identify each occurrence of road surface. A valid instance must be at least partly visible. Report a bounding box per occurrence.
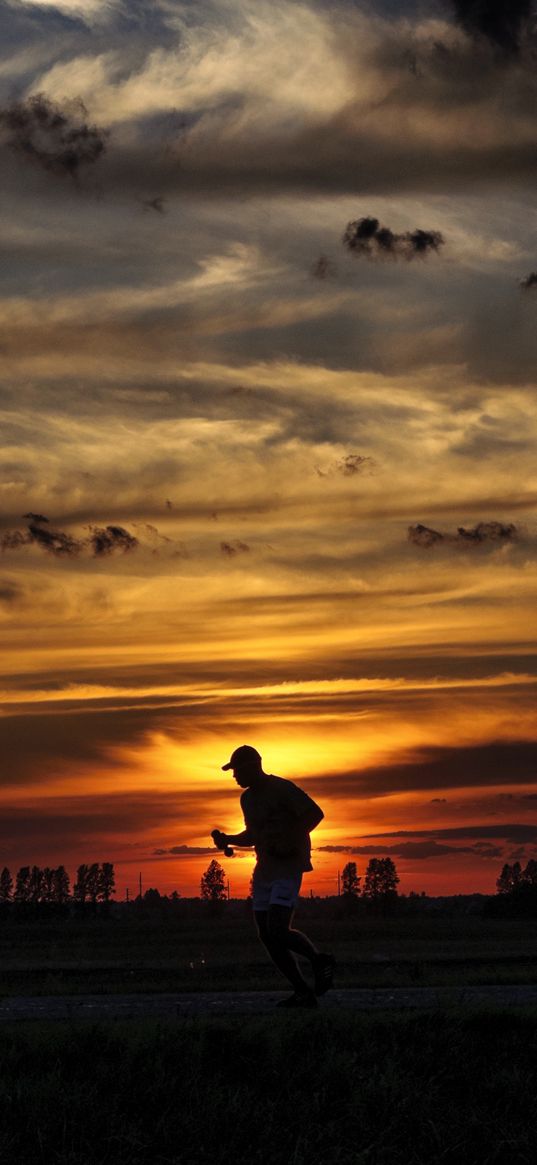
[1,984,537,1021]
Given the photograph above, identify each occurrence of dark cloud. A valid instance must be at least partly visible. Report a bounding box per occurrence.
[450,0,532,53]
[343,216,445,261]
[0,578,22,603]
[408,520,519,548]
[520,272,537,291]
[142,196,166,213]
[153,845,219,856]
[0,787,233,859]
[337,454,374,477]
[317,840,503,859]
[220,540,250,557]
[88,525,139,556]
[431,797,447,803]
[27,518,81,557]
[361,824,537,843]
[311,255,337,280]
[1,529,30,551]
[0,93,108,178]
[0,706,168,785]
[306,741,537,800]
[1,515,140,558]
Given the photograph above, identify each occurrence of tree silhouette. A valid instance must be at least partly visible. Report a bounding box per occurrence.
[53,865,70,904]
[494,858,537,917]
[363,857,400,910]
[15,866,31,902]
[497,863,515,894]
[99,862,115,903]
[341,861,361,897]
[86,863,101,909]
[200,858,227,901]
[29,865,43,903]
[42,867,56,903]
[143,888,162,906]
[74,863,89,905]
[0,867,13,902]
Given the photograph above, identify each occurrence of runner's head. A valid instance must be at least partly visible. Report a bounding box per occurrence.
[222,744,263,787]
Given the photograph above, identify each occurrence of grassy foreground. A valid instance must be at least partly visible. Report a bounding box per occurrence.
[1,910,536,995]
[1,1007,537,1165]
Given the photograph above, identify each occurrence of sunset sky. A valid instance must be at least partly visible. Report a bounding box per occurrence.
[1,0,537,898]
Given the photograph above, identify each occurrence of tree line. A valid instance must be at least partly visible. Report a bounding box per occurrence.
[198,857,402,905]
[0,863,115,910]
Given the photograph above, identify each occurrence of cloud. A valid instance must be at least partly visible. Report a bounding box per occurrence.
[0,786,233,858]
[0,93,108,178]
[408,520,519,548]
[361,824,537,843]
[1,514,139,558]
[1,513,82,557]
[450,0,532,53]
[142,196,165,214]
[0,578,22,603]
[27,517,81,557]
[220,540,250,557]
[87,524,139,556]
[311,255,337,280]
[152,845,219,856]
[343,216,445,261]
[317,839,503,859]
[520,272,537,291]
[306,741,537,800]
[337,454,374,477]
[0,529,31,551]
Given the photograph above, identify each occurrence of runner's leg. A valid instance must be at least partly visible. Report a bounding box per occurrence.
[270,906,335,995]
[254,908,311,993]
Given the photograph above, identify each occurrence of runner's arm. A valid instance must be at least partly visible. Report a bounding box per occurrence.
[222,828,254,847]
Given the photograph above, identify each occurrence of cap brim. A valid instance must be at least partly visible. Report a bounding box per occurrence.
[222,762,233,770]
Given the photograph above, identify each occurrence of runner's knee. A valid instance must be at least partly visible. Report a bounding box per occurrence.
[267,906,292,945]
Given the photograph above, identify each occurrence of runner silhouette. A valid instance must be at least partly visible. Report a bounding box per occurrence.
[212,744,335,1008]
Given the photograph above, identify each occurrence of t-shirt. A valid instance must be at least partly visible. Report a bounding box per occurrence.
[240,774,324,880]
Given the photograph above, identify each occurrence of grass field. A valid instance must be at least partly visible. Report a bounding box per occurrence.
[1,1007,537,1164]
[1,905,536,996]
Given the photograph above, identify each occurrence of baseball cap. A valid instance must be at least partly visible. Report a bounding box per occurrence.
[222,744,262,771]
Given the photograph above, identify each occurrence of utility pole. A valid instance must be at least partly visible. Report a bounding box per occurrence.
[226,879,230,900]
[337,869,341,897]
[139,872,142,899]
[126,887,129,903]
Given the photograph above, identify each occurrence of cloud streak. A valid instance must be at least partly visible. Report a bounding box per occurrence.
[317,839,504,859]
[408,521,519,548]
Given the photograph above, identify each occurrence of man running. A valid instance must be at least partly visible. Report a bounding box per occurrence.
[212,744,335,1009]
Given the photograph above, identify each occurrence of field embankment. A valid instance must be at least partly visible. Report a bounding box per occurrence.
[1,1007,537,1164]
